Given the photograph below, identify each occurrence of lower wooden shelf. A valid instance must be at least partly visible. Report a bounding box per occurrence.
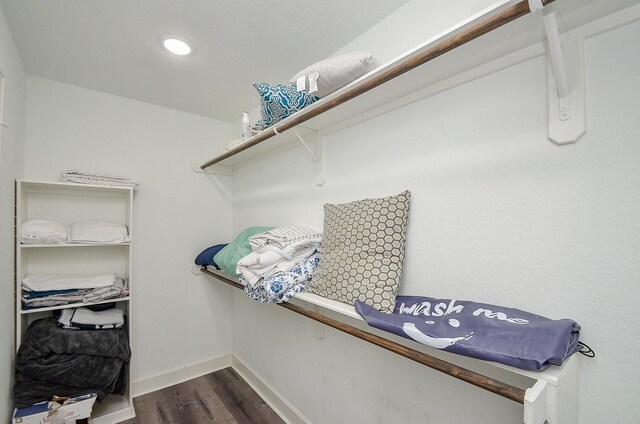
[202,266,579,423]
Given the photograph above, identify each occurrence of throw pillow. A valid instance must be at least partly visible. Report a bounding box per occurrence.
[195,243,228,269]
[289,51,374,98]
[253,83,319,129]
[307,190,411,313]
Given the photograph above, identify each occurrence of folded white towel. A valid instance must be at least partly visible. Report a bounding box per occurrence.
[70,220,129,243]
[22,272,116,291]
[236,244,317,288]
[19,220,69,244]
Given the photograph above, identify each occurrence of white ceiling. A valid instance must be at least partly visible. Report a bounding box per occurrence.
[0,0,410,122]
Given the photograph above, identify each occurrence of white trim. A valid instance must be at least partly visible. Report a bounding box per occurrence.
[131,353,232,397]
[232,354,312,424]
[528,0,544,13]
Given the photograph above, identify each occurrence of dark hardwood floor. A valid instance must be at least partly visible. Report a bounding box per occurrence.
[116,367,285,424]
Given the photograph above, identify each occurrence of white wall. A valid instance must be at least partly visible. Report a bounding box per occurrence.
[0,3,26,422]
[334,0,497,64]
[230,12,640,424]
[23,77,235,384]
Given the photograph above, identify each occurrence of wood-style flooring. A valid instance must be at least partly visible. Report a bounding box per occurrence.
[116,367,285,424]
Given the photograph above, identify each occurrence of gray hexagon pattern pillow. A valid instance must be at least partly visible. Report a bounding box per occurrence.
[308,190,411,313]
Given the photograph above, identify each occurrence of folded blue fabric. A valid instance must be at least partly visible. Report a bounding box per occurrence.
[356,295,581,371]
[22,288,79,299]
[195,243,228,269]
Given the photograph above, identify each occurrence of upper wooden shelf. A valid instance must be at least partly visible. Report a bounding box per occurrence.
[199,0,632,172]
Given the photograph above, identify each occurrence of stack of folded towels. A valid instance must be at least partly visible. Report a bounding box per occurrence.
[19,219,129,245]
[237,225,322,303]
[21,273,128,309]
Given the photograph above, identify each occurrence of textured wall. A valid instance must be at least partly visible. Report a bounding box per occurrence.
[23,77,235,383]
[230,16,640,424]
[0,3,26,421]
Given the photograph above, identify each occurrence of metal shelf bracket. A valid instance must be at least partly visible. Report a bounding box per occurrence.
[293,128,325,186]
[191,162,232,175]
[541,5,586,145]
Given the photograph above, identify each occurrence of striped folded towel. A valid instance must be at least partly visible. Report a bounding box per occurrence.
[60,170,140,189]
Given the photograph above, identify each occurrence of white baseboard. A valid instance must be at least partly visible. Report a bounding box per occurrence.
[131,353,232,397]
[231,354,311,424]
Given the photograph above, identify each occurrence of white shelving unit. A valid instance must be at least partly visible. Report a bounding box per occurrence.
[15,180,135,423]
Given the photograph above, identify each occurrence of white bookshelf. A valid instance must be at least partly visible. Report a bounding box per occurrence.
[14,179,135,422]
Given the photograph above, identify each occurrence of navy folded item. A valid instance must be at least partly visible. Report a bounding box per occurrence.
[195,243,228,269]
[22,288,79,299]
[356,295,581,371]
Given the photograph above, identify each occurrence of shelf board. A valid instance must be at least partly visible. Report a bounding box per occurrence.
[20,242,130,248]
[20,296,130,315]
[202,266,577,384]
[200,0,636,171]
[90,394,134,424]
[19,179,135,193]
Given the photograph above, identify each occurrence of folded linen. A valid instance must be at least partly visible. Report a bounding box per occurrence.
[57,307,125,330]
[22,272,116,291]
[249,225,322,252]
[243,252,320,304]
[83,278,126,303]
[60,170,140,189]
[22,294,88,309]
[21,288,79,299]
[19,220,68,244]
[237,242,318,288]
[70,220,129,244]
[22,278,126,310]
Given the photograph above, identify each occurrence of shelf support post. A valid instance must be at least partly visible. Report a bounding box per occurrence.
[541,5,586,145]
[293,129,325,186]
[523,354,579,423]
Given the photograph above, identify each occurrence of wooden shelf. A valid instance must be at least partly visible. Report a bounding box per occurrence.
[202,266,580,422]
[199,0,633,172]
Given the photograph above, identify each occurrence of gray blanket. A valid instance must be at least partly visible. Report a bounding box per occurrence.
[14,317,130,408]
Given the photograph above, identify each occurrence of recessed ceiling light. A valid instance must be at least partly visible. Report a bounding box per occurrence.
[162,36,193,56]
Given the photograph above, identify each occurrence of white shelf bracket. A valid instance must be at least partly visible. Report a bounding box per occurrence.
[293,128,325,186]
[313,305,325,340]
[542,5,586,145]
[523,354,579,424]
[191,162,233,176]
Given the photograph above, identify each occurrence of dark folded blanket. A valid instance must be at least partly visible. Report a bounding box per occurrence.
[356,296,581,371]
[14,317,130,408]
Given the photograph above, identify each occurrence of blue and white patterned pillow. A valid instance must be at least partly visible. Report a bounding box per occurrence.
[253,82,319,129]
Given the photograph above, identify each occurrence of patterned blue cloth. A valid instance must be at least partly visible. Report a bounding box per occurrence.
[242,252,320,304]
[253,83,319,129]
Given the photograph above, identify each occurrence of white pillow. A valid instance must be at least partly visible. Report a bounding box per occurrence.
[289,51,374,98]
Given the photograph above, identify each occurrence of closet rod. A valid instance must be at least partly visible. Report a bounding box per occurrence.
[201,267,527,404]
[201,0,555,170]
